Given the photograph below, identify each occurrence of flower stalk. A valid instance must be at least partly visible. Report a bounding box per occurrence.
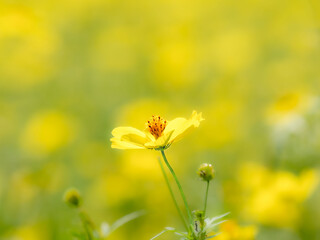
[160,150,193,224]
[203,181,210,216]
[78,209,94,240]
[158,157,188,230]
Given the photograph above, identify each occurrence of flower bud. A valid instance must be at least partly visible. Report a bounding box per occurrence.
[64,188,82,208]
[193,210,204,220]
[198,163,215,181]
[193,210,205,232]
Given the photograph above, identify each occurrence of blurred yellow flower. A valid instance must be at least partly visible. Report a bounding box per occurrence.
[111,111,203,150]
[0,6,59,89]
[267,92,316,125]
[239,163,319,227]
[21,111,75,155]
[215,220,258,240]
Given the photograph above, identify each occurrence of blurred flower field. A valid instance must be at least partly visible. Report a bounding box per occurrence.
[1,0,320,239]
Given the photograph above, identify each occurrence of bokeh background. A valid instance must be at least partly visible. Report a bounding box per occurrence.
[1,0,320,239]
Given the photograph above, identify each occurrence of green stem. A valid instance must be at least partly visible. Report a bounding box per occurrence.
[78,210,93,240]
[158,158,188,230]
[203,181,210,216]
[160,150,193,224]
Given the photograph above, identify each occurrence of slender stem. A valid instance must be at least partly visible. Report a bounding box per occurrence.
[79,210,93,240]
[158,158,188,230]
[203,181,210,216]
[160,150,192,224]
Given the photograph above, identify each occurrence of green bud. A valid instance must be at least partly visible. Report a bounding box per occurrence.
[64,188,82,208]
[193,210,204,220]
[192,210,205,233]
[198,163,215,181]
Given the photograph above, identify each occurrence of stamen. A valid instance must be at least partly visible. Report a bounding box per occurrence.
[146,115,167,139]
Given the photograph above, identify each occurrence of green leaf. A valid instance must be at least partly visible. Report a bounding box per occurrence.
[102,210,145,237]
[150,227,176,240]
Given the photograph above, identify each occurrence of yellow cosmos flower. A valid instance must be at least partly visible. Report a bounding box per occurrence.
[111,111,204,150]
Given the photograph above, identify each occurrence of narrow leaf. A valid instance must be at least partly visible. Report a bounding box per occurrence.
[109,210,145,234]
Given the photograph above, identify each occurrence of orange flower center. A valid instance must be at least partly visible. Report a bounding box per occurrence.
[147,115,167,139]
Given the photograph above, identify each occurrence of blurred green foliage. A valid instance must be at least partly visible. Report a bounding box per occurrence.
[0,0,320,239]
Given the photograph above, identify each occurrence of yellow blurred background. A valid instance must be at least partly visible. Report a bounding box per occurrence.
[1,0,320,239]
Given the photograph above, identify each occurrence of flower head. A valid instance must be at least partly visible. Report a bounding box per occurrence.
[146,115,167,139]
[63,188,82,208]
[111,111,204,150]
[198,163,215,181]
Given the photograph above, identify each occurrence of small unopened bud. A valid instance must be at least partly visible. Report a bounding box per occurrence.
[193,210,204,220]
[64,188,82,208]
[193,210,205,232]
[198,163,214,181]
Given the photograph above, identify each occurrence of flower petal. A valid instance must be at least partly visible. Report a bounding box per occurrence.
[164,118,187,134]
[165,111,204,143]
[111,127,149,149]
[144,130,174,149]
[111,138,145,149]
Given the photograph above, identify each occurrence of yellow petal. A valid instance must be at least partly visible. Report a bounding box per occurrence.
[111,138,145,149]
[111,127,149,149]
[164,117,187,134]
[144,130,174,149]
[165,111,204,143]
